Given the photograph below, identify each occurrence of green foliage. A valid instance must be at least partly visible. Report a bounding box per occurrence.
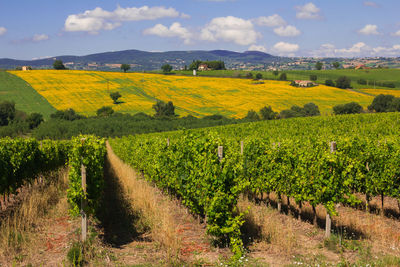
[189,60,226,70]
[273,70,279,77]
[0,101,16,126]
[51,109,85,121]
[96,106,114,117]
[368,94,396,112]
[333,102,363,115]
[255,73,263,80]
[259,106,277,120]
[245,72,253,79]
[109,92,122,104]
[152,100,175,117]
[26,112,44,129]
[279,103,320,118]
[332,62,340,69]
[336,76,351,89]
[325,80,335,87]
[53,60,66,70]
[315,62,323,70]
[67,135,106,216]
[310,74,317,81]
[161,64,173,73]
[67,241,84,266]
[0,138,69,195]
[120,64,131,73]
[278,73,287,81]
[244,110,260,121]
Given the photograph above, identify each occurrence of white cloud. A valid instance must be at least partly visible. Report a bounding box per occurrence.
[310,43,336,57]
[143,22,192,44]
[32,34,49,42]
[200,16,259,46]
[248,44,267,53]
[64,5,183,33]
[391,30,400,37]
[372,45,400,56]
[273,25,301,37]
[364,1,379,8]
[335,42,369,55]
[295,2,322,20]
[358,24,379,35]
[0,27,7,36]
[271,42,299,56]
[254,14,286,27]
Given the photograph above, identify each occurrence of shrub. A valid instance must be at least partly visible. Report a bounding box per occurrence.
[279,73,287,81]
[310,75,317,81]
[336,76,351,89]
[333,102,363,115]
[325,80,335,87]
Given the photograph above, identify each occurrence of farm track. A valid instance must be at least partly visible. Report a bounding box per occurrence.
[104,141,231,265]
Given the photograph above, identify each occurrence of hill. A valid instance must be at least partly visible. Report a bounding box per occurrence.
[0,71,56,118]
[10,70,374,118]
[0,49,278,70]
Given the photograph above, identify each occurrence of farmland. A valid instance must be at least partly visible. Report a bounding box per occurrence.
[10,70,375,118]
[174,68,400,90]
[0,71,56,118]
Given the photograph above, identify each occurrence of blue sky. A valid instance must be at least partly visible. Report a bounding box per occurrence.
[1,0,400,59]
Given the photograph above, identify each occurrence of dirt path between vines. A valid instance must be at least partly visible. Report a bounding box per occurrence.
[102,141,231,266]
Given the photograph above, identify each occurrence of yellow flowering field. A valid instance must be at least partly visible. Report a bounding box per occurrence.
[360,89,400,97]
[10,70,374,118]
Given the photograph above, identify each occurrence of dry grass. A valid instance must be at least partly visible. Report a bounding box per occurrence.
[106,141,181,262]
[0,167,69,264]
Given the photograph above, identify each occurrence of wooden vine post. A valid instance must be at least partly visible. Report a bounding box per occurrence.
[326,141,336,239]
[81,138,87,242]
[218,146,223,163]
[167,138,170,147]
[240,141,244,155]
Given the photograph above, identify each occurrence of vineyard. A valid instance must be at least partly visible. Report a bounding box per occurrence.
[110,112,400,259]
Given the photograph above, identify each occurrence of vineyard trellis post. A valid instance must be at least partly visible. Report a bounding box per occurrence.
[167,138,170,147]
[218,146,223,163]
[81,138,87,242]
[326,141,336,239]
[240,141,244,155]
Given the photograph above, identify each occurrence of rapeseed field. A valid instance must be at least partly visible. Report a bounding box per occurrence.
[10,70,374,118]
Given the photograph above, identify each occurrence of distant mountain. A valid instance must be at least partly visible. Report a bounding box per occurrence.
[0,49,279,70]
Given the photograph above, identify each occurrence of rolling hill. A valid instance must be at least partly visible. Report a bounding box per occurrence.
[10,70,375,118]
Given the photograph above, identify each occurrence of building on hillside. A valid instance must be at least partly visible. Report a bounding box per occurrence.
[355,64,372,70]
[198,64,210,71]
[293,80,316,87]
[22,66,29,71]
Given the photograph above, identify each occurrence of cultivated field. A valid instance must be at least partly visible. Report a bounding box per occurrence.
[0,71,56,118]
[10,70,374,117]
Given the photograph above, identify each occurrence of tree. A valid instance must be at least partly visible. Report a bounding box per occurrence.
[279,109,300,119]
[333,102,363,115]
[96,106,114,117]
[110,92,122,104]
[161,64,173,73]
[336,76,351,89]
[310,75,317,81]
[0,101,16,126]
[26,113,43,129]
[244,110,260,121]
[50,109,85,121]
[120,64,131,73]
[325,80,335,87]
[368,94,395,112]
[53,60,66,70]
[153,100,176,117]
[315,61,323,70]
[389,97,400,112]
[259,106,276,120]
[246,72,253,79]
[303,103,320,116]
[273,70,279,77]
[332,62,340,69]
[255,73,263,80]
[279,73,287,81]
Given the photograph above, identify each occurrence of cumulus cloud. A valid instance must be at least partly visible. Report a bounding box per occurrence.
[200,16,259,46]
[335,42,370,55]
[64,5,184,33]
[271,42,299,56]
[248,45,267,53]
[273,25,301,37]
[0,27,7,36]
[391,30,400,37]
[372,45,400,56]
[143,22,192,44]
[358,24,379,35]
[312,42,400,57]
[364,1,379,8]
[254,14,286,27]
[295,2,322,20]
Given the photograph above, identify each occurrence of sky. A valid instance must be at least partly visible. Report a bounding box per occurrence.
[1,0,400,59]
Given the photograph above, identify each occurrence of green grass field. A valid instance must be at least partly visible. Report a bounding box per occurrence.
[170,69,400,90]
[0,71,56,118]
